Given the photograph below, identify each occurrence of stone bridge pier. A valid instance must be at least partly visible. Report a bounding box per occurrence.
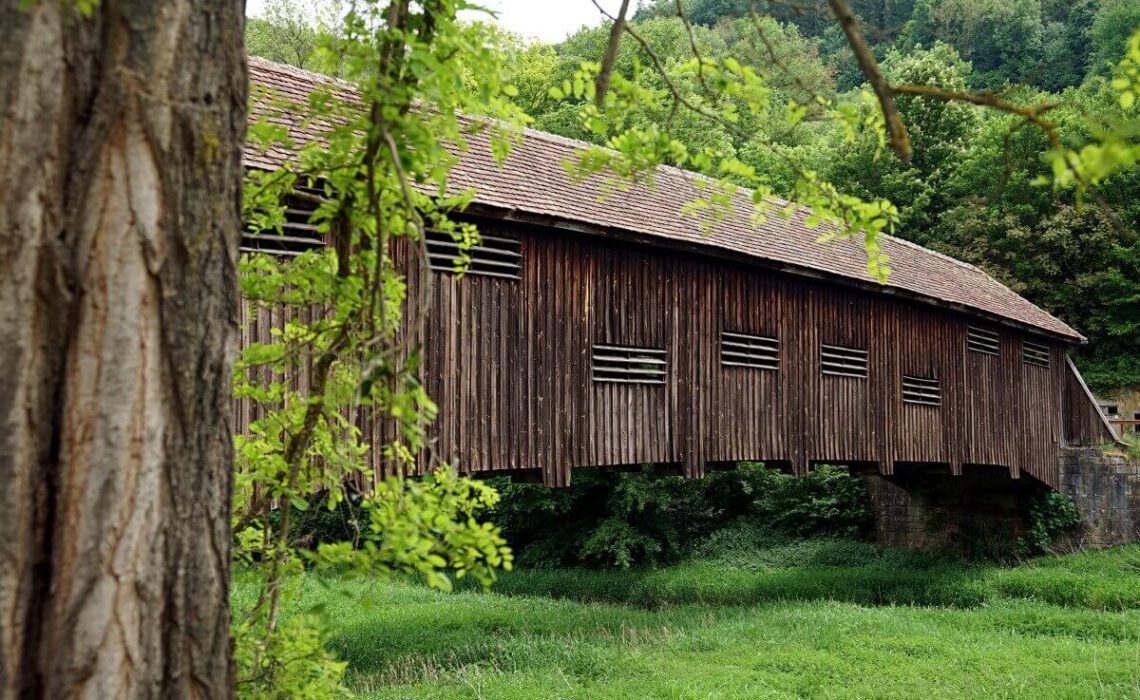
[856,449,1140,553]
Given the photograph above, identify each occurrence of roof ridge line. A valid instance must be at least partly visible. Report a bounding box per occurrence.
[248,55,357,91]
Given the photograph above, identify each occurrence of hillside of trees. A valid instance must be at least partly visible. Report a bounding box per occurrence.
[248,0,1140,392]
[634,0,1140,92]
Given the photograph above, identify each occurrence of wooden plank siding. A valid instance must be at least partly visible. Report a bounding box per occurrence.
[235,215,1105,491]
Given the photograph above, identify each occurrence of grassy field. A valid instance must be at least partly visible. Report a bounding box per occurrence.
[245,543,1140,699]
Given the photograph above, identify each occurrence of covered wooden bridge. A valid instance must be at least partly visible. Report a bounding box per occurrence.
[242,58,1119,490]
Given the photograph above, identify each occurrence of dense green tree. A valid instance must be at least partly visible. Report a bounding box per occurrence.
[924,0,1044,89]
[884,43,979,168]
[716,14,838,105]
[246,17,317,69]
[630,0,1105,93]
[1092,0,1140,73]
[1037,1,1096,91]
[245,0,343,70]
[494,31,560,114]
[633,0,750,26]
[824,43,978,239]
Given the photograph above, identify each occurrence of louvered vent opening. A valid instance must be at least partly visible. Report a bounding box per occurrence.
[902,375,941,406]
[592,344,667,384]
[820,344,868,378]
[721,331,779,370]
[426,229,521,280]
[967,327,1000,355]
[1023,340,1050,367]
[241,185,327,257]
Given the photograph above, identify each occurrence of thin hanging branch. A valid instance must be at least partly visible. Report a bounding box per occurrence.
[889,84,1061,149]
[826,0,911,162]
[595,0,632,109]
[674,0,717,99]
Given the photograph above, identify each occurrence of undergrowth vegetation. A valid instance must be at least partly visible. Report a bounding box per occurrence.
[1023,490,1084,556]
[486,462,872,568]
[279,462,1087,568]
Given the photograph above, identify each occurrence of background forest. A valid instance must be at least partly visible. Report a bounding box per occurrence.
[250,0,1140,395]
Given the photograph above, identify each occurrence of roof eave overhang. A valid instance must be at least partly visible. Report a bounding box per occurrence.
[462,202,1086,346]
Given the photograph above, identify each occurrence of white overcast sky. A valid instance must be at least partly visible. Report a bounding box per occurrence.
[245,1,634,44]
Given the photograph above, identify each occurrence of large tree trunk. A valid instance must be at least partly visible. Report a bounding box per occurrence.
[0,1,245,697]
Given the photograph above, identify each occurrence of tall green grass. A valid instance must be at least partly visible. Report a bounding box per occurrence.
[459,540,1140,611]
[237,543,1140,699]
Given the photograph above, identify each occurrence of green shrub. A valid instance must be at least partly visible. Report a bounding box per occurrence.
[1021,491,1083,556]
[1121,435,1140,462]
[752,464,872,538]
[488,462,873,568]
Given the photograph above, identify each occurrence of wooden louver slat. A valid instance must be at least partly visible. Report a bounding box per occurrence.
[592,344,667,384]
[1023,340,1050,367]
[902,374,941,406]
[967,327,1000,355]
[241,186,327,257]
[820,343,868,378]
[426,229,521,280]
[720,330,779,370]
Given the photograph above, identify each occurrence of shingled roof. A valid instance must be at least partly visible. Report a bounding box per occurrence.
[246,57,1082,342]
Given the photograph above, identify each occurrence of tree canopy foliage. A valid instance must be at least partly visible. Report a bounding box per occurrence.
[636,0,1132,92]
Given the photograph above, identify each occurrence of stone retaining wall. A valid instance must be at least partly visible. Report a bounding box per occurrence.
[1058,447,1140,547]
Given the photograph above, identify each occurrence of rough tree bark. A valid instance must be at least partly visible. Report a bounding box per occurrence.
[0,1,245,697]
